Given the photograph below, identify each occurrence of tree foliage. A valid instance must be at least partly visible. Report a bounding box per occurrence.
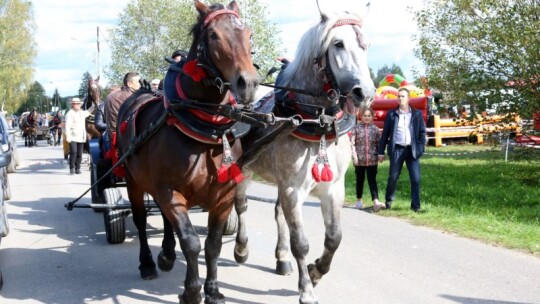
[78,71,92,98]
[15,81,45,114]
[414,0,540,115]
[0,0,37,114]
[106,0,283,84]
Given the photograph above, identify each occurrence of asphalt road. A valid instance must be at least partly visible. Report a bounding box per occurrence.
[0,137,539,304]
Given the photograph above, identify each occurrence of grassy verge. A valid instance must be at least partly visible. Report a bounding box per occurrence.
[345,144,540,255]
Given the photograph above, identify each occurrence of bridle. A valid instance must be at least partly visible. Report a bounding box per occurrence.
[262,18,365,104]
[189,8,242,93]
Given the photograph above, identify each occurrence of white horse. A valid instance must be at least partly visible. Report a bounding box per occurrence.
[234,4,375,304]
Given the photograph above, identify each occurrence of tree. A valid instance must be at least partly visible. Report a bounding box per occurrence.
[51,88,62,111]
[16,81,45,115]
[413,0,540,115]
[374,64,405,87]
[78,71,92,98]
[106,0,283,84]
[0,0,37,114]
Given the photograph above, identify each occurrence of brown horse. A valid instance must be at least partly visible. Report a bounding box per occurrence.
[85,76,102,139]
[115,1,258,303]
[19,109,39,147]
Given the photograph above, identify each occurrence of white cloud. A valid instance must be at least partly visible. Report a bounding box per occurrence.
[33,0,424,98]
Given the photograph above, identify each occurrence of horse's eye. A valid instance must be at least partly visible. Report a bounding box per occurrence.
[209,32,218,40]
[334,41,345,49]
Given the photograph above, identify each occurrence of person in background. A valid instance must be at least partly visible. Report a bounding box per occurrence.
[51,110,63,146]
[95,85,120,135]
[378,88,427,212]
[350,107,385,211]
[150,79,160,93]
[104,72,140,139]
[172,49,187,63]
[65,98,90,175]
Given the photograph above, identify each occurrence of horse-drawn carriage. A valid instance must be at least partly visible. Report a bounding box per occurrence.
[19,111,54,146]
[65,76,238,244]
[66,1,372,303]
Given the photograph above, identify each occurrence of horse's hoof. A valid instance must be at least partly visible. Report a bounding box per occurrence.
[233,247,248,264]
[204,292,225,304]
[158,251,176,272]
[308,263,322,287]
[276,260,293,276]
[139,265,158,280]
[179,292,202,304]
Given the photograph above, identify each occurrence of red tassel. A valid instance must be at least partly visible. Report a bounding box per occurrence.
[113,165,125,178]
[119,121,128,134]
[321,163,333,182]
[323,82,332,93]
[311,163,321,182]
[217,164,229,183]
[229,162,244,183]
[183,59,207,82]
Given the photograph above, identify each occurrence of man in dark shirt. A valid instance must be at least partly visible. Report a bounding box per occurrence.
[104,72,140,138]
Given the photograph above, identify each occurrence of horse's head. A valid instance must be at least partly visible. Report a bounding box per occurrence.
[88,76,100,107]
[189,0,259,104]
[27,109,39,126]
[281,3,376,112]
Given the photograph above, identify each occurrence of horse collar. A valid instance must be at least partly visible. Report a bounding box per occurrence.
[163,71,249,145]
[274,93,355,143]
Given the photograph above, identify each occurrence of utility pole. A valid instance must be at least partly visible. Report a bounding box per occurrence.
[96,26,100,77]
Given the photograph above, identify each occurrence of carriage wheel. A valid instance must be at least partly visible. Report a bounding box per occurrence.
[223,211,238,236]
[103,188,126,244]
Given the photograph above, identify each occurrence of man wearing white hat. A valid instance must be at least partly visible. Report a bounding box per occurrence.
[65,97,90,175]
[151,79,160,91]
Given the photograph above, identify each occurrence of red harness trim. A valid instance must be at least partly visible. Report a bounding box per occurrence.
[332,18,362,28]
[173,72,234,124]
[203,9,239,28]
[166,115,226,145]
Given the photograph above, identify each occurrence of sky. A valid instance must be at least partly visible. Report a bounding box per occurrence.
[33,0,424,98]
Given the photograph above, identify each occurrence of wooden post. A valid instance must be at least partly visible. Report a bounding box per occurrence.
[433,114,442,147]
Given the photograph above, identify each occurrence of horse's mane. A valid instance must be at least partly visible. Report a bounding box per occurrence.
[279,11,364,88]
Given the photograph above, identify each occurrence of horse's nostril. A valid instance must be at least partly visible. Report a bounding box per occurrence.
[352,87,364,101]
[237,76,246,90]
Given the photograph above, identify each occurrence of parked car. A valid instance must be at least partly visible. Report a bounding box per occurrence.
[0,113,20,173]
[0,147,11,289]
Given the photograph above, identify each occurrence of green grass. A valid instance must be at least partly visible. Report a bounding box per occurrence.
[345,144,540,255]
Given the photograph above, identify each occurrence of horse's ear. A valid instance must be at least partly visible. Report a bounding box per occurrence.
[316,0,328,22]
[96,75,100,82]
[360,2,371,24]
[227,1,240,15]
[194,0,209,15]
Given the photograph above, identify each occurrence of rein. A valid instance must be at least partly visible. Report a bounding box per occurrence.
[167,97,301,128]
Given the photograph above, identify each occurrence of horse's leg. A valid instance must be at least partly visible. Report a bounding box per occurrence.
[203,207,230,304]
[159,193,202,304]
[278,187,318,304]
[157,210,176,272]
[127,185,157,280]
[307,185,343,287]
[233,177,250,263]
[274,198,293,275]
